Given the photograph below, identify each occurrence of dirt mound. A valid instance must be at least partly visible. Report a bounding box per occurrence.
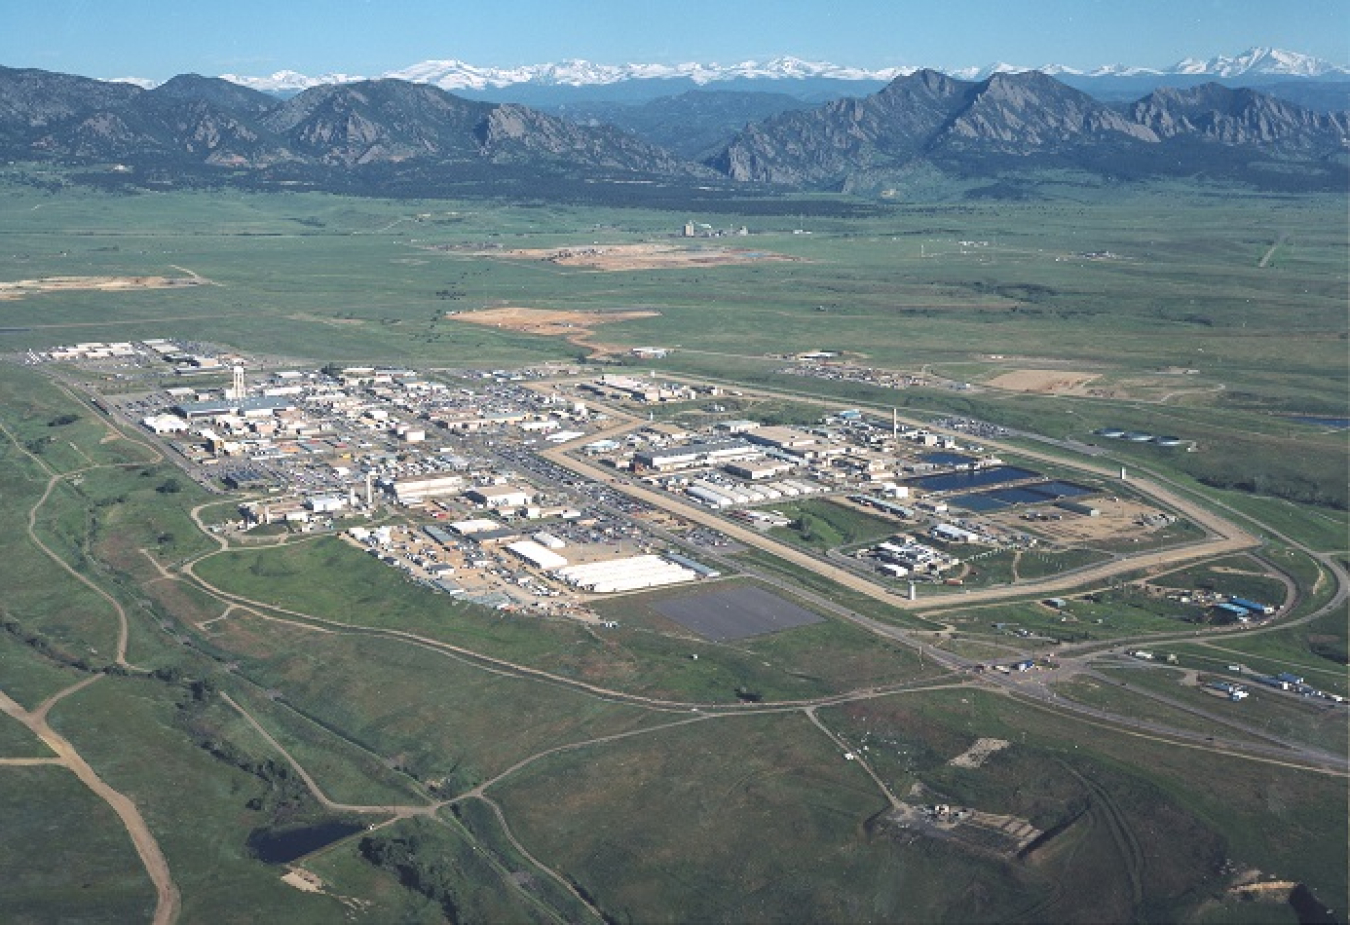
[451,306,660,358]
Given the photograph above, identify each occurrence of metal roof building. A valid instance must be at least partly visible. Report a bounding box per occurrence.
[554,555,696,593]
[506,540,569,571]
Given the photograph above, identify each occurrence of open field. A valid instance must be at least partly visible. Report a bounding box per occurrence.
[821,688,1347,919]
[0,766,157,921]
[766,497,901,552]
[1092,664,1349,756]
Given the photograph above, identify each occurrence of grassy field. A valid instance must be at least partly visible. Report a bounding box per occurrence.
[45,677,360,923]
[1050,673,1273,745]
[821,688,1347,920]
[765,497,900,552]
[0,709,55,758]
[930,590,1200,645]
[1092,664,1348,756]
[0,766,157,922]
[491,710,1054,924]
[205,613,669,793]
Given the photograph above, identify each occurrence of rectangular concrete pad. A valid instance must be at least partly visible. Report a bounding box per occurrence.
[654,585,824,641]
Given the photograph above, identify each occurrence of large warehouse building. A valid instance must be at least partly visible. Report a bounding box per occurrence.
[554,555,696,593]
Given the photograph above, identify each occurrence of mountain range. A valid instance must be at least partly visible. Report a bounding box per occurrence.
[105,48,1346,97]
[2,61,1345,201]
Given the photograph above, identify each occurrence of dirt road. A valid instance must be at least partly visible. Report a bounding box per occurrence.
[0,678,180,924]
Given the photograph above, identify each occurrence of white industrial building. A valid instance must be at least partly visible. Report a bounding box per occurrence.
[450,519,504,536]
[392,473,464,504]
[306,495,347,513]
[931,523,981,544]
[506,540,569,571]
[466,485,533,508]
[554,555,696,593]
[142,414,190,434]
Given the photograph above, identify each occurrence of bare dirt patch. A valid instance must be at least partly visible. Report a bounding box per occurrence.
[948,737,1011,769]
[281,869,325,893]
[451,242,799,273]
[0,273,209,301]
[451,305,660,357]
[985,369,1100,394]
[988,497,1165,545]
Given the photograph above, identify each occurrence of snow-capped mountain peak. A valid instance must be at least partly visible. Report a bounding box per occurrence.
[116,47,1347,93]
[1170,47,1342,78]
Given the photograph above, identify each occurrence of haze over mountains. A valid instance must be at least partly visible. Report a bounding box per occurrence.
[1,53,1345,201]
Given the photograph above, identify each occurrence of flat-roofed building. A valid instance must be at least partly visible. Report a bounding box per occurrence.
[465,485,533,508]
[554,555,696,593]
[392,473,464,504]
[506,540,569,571]
[724,459,794,481]
[746,426,822,451]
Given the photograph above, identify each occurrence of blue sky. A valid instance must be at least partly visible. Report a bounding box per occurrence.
[4,0,1346,79]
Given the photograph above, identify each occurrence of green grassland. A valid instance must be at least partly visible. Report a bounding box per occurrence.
[307,814,559,924]
[1092,664,1348,756]
[933,589,1202,645]
[0,766,157,922]
[45,677,365,923]
[490,687,1347,923]
[490,710,1038,925]
[1050,673,1273,745]
[0,709,55,758]
[765,497,901,551]
[821,689,1347,920]
[203,614,665,794]
[0,627,91,711]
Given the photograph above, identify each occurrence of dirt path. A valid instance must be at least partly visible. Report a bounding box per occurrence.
[474,795,606,923]
[219,692,436,818]
[805,707,901,809]
[1258,233,1289,269]
[0,679,180,924]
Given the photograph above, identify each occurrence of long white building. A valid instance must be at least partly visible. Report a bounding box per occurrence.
[554,555,696,593]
